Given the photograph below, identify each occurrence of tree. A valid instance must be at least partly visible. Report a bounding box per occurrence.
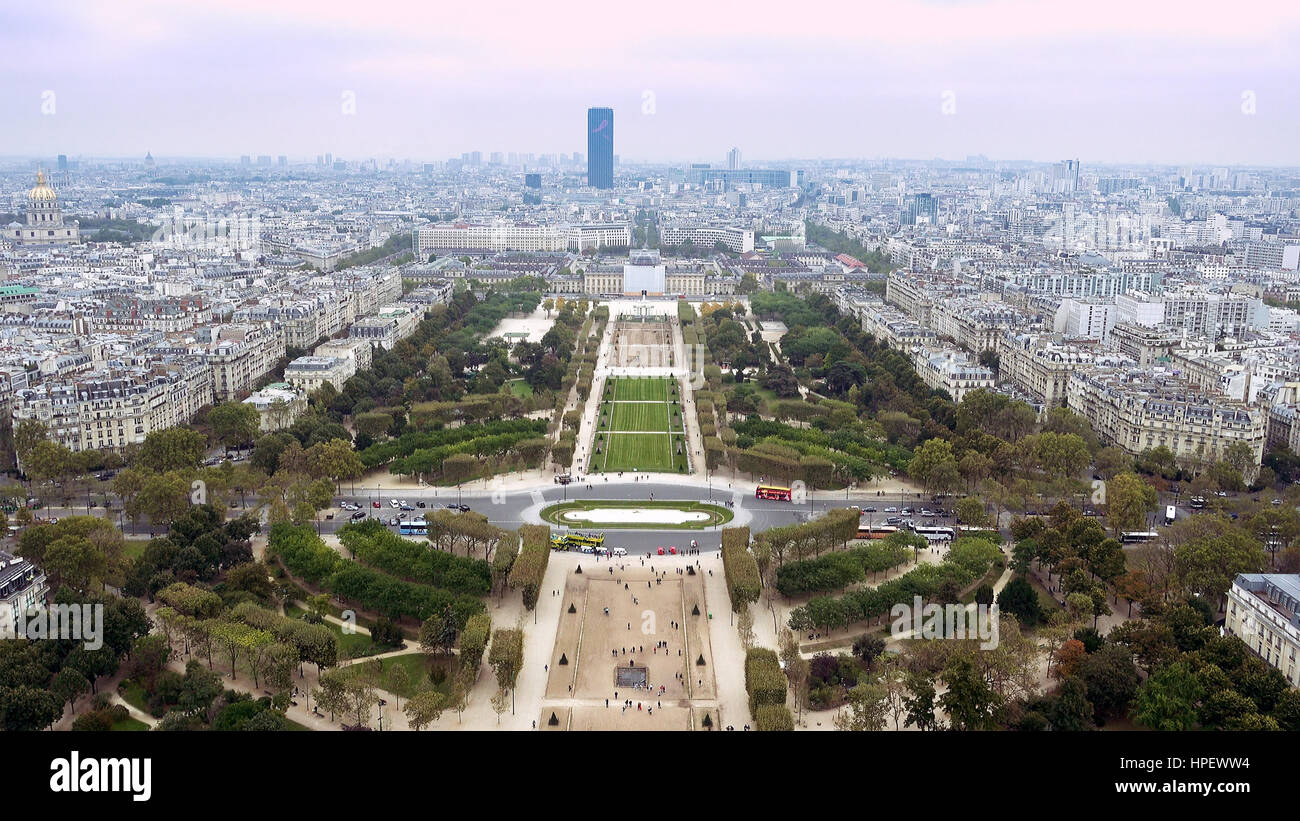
[997,575,1043,627]
[736,608,755,651]
[52,668,91,715]
[939,657,1002,730]
[209,402,261,451]
[903,673,939,731]
[1133,661,1203,731]
[138,427,207,473]
[908,438,961,494]
[0,686,62,731]
[955,496,989,528]
[1049,676,1095,731]
[485,688,507,725]
[489,628,524,714]
[834,679,889,731]
[403,690,445,730]
[13,418,48,465]
[1105,473,1158,535]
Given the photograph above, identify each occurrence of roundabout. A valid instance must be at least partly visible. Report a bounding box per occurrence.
[539,499,733,530]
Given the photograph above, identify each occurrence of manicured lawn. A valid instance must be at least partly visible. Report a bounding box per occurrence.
[283,604,404,659]
[348,652,457,699]
[609,401,671,432]
[508,379,533,398]
[607,377,671,402]
[121,539,149,562]
[594,377,688,473]
[118,680,150,714]
[110,715,150,731]
[600,433,678,472]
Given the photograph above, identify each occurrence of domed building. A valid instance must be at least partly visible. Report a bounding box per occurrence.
[7,169,79,246]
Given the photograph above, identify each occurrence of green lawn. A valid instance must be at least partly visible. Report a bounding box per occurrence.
[594,377,688,473]
[348,652,457,699]
[600,433,686,473]
[110,715,150,731]
[118,680,150,714]
[609,402,671,432]
[283,604,404,659]
[606,376,671,402]
[508,379,533,398]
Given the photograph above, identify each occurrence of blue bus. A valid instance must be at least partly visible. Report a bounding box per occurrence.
[399,522,428,536]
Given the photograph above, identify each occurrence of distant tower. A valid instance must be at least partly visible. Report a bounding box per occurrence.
[727,147,741,170]
[144,152,156,171]
[587,107,614,189]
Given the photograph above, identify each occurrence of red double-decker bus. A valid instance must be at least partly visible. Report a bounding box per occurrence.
[755,485,792,501]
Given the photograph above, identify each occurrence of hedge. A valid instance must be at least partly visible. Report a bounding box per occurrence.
[773,532,912,597]
[744,647,788,715]
[508,524,552,611]
[721,526,760,611]
[754,704,795,731]
[267,523,484,626]
[337,519,491,596]
[787,537,1004,632]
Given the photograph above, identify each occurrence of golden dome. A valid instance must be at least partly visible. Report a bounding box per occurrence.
[29,169,57,202]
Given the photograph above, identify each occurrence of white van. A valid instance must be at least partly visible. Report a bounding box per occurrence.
[611,547,627,557]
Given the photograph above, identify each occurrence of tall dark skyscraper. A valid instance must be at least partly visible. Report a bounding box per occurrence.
[587,107,613,189]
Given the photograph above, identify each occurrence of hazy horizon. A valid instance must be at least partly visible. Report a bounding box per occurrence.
[4,0,1299,167]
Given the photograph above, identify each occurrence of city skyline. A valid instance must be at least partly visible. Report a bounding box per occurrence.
[3,0,1299,166]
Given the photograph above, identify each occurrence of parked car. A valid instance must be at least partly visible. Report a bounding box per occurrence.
[863,506,877,513]
[372,501,381,508]
[884,506,898,513]
[399,504,414,512]
[416,501,426,509]
[350,511,367,521]
[387,517,399,526]
[456,504,470,512]
[389,499,400,508]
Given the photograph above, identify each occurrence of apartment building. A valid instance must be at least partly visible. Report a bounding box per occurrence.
[414,222,568,255]
[1224,574,1300,687]
[12,359,215,457]
[1160,290,1266,339]
[0,552,47,641]
[912,348,996,402]
[315,337,373,373]
[205,322,285,401]
[659,224,755,253]
[1065,368,1265,469]
[1108,321,1183,366]
[283,355,355,394]
[242,383,307,432]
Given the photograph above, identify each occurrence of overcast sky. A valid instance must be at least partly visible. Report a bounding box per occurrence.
[3,0,1298,166]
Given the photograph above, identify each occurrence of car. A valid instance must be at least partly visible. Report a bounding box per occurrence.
[387,517,399,526]
[372,501,381,508]
[1273,499,1283,506]
[612,547,627,557]
[416,501,426,509]
[884,506,898,513]
[1215,491,1228,497]
[230,501,240,508]
[863,506,877,513]
[350,511,367,521]
[1083,509,1098,517]
[399,504,414,512]
[389,499,400,508]
[446,503,460,509]
[456,504,470,512]
[397,512,407,520]
[886,517,902,525]
[325,513,334,520]
[901,507,914,515]
[921,509,934,517]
